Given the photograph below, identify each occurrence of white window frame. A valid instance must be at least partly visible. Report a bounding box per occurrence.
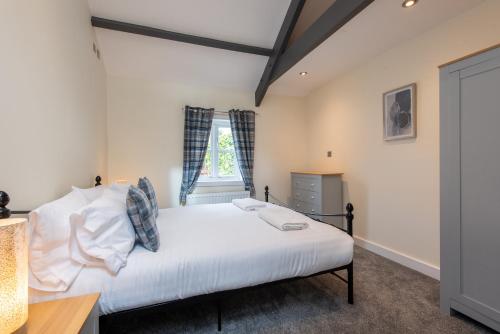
[197,118,243,187]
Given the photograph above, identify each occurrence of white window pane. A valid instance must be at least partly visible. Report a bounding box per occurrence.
[198,120,242,182]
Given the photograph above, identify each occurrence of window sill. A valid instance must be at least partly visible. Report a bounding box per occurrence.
[196,179,244,187]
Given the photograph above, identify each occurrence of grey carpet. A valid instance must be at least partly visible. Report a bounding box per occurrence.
[100,246,497,333]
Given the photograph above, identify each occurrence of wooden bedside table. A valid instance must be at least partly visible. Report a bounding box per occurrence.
[27,293,100,334]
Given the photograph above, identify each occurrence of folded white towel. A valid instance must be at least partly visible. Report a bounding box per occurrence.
[258,207,309,231]
[232,198,267,211]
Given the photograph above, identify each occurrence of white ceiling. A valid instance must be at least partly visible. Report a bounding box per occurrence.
[95,29,270,90]
[89,0,290,91]
[90,0,484,97]
[269,0,484,97]
[89,0,290,48]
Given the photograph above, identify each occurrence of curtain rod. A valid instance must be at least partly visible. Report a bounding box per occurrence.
[181,108,259,115]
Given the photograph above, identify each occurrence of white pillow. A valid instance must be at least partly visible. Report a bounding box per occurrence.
[29,190,87,291]
[104,186,129,204]
[69,193,135,274]
[72,185,106,204]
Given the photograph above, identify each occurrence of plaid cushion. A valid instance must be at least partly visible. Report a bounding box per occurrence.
[126,186,160,252]
[138,177,159,218]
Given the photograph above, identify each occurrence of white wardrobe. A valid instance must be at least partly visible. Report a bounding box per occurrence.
[440,45,500,332]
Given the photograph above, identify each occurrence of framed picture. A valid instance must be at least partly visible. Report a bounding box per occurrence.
[383,83,416,140]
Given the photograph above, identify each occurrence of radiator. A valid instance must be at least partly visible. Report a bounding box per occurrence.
[186,191,250,205]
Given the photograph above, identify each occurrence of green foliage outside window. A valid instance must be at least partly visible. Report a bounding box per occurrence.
[218,128,236,176]
[200,126,238,178]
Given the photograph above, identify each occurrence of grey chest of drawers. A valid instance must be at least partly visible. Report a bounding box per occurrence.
[291,172,343,228]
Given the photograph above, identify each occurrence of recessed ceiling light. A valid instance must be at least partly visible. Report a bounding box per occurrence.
[299,71,308,76]
[402,0,417,8]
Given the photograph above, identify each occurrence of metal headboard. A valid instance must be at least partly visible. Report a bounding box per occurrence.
[0,180,354,238]
[0,176,102,219]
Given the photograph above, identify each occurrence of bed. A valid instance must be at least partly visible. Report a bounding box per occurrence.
[1,180,354,331]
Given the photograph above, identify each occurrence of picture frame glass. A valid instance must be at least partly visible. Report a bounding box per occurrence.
[383,84,416,140]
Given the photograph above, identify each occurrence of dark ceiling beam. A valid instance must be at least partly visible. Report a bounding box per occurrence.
[91,16,273,57]
[268,0,375,85]
[254,0,305,107]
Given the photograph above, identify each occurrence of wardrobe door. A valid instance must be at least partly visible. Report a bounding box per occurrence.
[442,52,500,331]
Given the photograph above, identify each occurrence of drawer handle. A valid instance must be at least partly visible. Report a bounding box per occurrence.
[311,196,315,199]
[310,183,315,187]
[296,203,300,207]
[311,209,315,212]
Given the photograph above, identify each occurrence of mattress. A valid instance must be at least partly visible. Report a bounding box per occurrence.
[29,203,353,314]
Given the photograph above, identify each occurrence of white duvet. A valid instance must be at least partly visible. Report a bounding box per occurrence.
[29,203,353,314]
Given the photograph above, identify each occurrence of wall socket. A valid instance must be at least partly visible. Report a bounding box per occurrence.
[327,151,333,158]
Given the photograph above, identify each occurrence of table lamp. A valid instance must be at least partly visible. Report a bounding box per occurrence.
[0,191,28,334]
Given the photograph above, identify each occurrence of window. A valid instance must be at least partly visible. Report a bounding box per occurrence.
[198,119,242,186]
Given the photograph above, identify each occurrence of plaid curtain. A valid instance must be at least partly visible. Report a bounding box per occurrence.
[180,106,214,205]
[229,109,256,197]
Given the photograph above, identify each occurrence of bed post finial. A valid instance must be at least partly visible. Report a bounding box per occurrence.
[95,176,102,187]
[265,186,269,203]
[346,203,354,236]
[0,191,11,219]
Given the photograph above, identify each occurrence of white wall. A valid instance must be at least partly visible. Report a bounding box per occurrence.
[107,76,308,208]
[304,0,500,268]
[0,0,107,210]
[3,0,498,277]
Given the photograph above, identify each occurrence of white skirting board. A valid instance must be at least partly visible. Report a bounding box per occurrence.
[354,235,440,280]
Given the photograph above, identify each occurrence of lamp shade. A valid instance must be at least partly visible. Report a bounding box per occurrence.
[0,218,28,334]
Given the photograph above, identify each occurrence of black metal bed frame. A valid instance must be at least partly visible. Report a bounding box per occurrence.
[0,177,354,332]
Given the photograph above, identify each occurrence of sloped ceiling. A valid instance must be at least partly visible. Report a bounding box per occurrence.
[89,0,291,90]
[288,0,337,46]
[90,0,484,97]
[269,0,484,96]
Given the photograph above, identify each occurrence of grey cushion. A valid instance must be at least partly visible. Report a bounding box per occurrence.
[126,186,160,252]
[138,177,159,218]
